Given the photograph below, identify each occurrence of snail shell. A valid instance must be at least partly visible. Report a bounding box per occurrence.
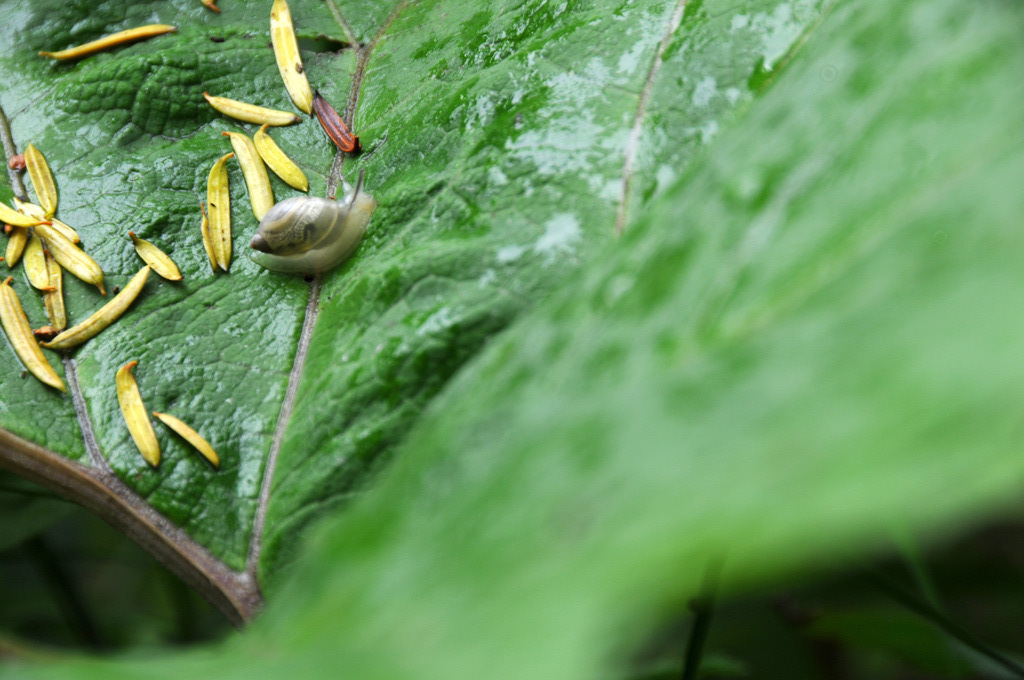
[249,179,376,275]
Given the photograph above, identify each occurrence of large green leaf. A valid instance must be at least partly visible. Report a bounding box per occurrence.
[0,0,814,619]
[246,2,1024,676]
[3,0,1022,677]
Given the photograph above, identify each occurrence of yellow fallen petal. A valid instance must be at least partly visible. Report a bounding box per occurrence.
[203,93,301,126]
[116,361,160,467]
[23,235,50,291]
[270,0,313,114]
[0,203,47,228]
[129,231,182,281]
[23,145,57,217]
[39,25,177,61]
[152,412,220,468]
[43,253,65,331]
[223,131,274,220]
[15,199,79,243]
[34,223,104,295]
[42,266,150,350]
[207,152,233,271]
[0,277,65,391]
[5,227,27,267]
[254,124,309,192]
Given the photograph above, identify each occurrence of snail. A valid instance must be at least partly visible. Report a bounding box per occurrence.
[248,171,376,274]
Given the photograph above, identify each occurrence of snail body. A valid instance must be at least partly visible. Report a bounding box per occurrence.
[249,176,376,275]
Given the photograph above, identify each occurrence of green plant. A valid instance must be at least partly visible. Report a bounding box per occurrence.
[1,0,1022,677]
